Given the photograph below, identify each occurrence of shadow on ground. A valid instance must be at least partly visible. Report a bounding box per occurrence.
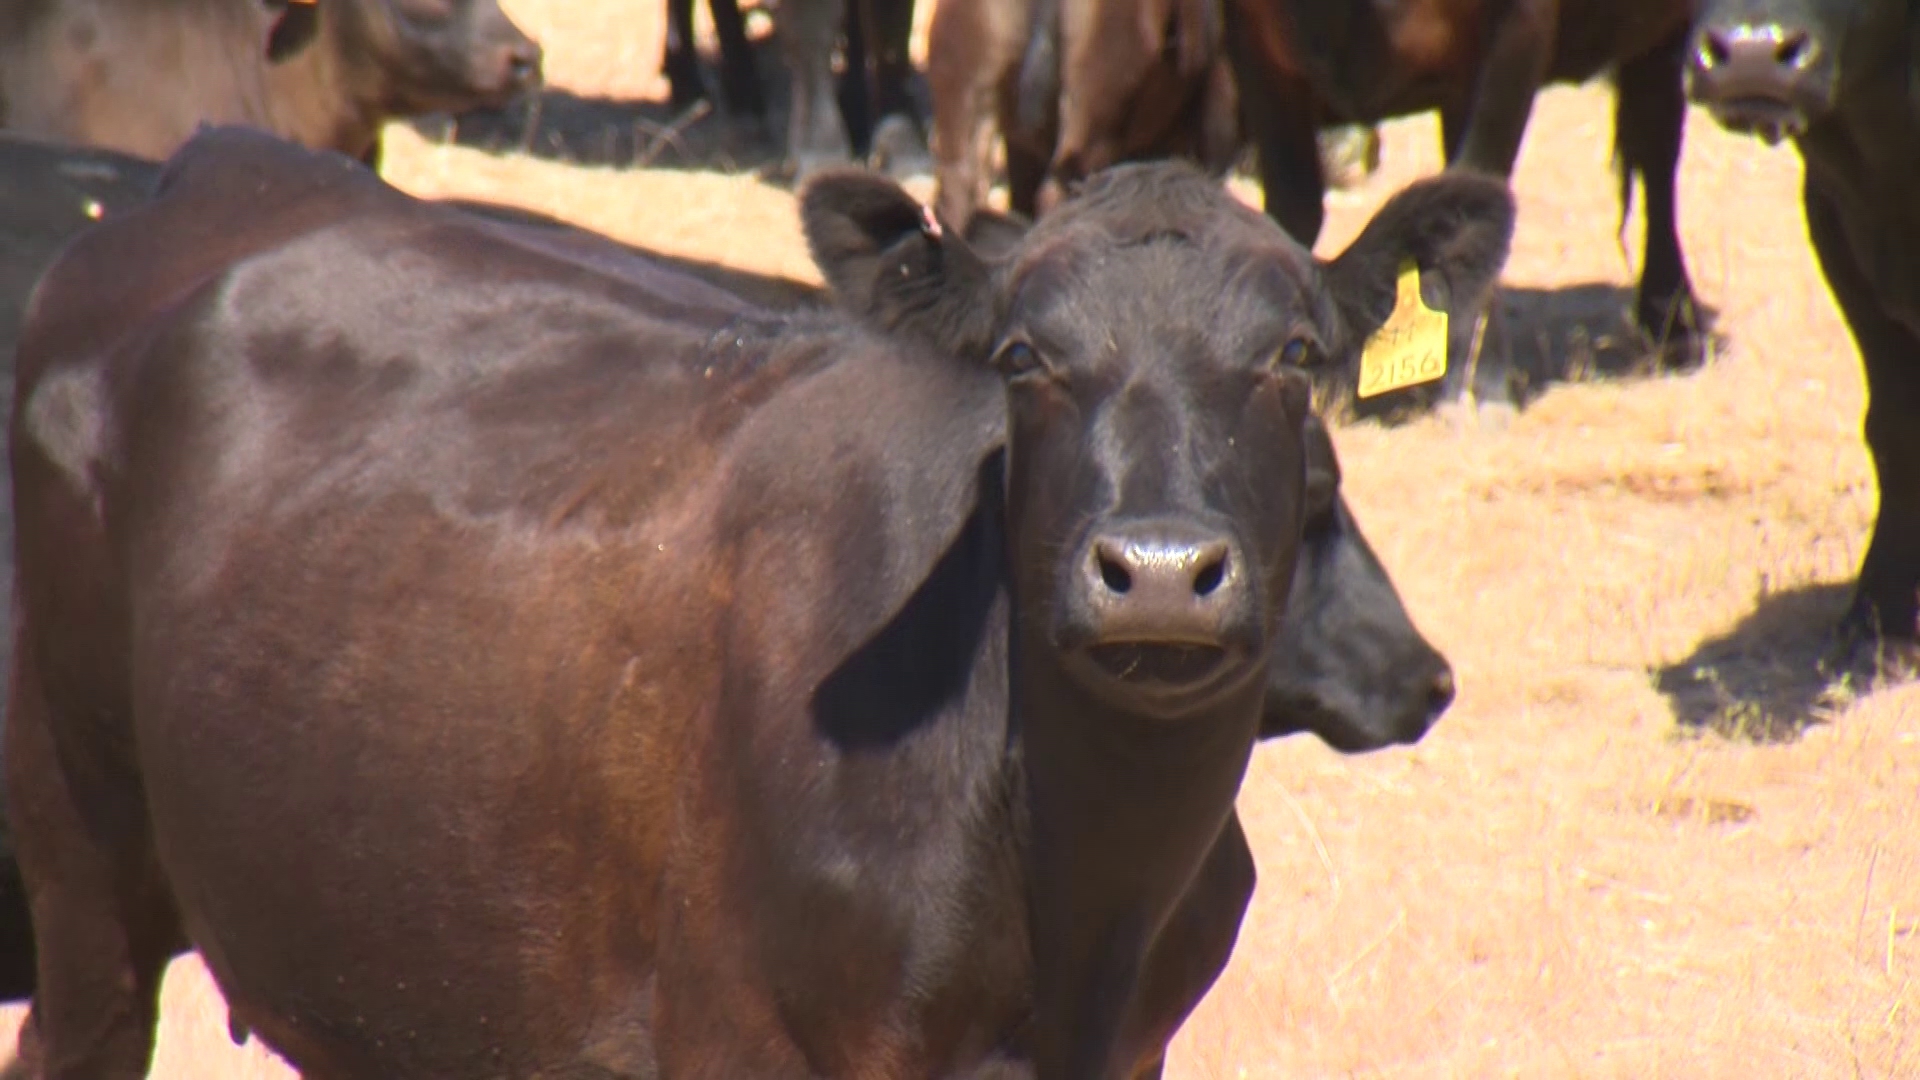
[1329,281,1725,424]
[426,34,933,177]
[1653,583,1867,743]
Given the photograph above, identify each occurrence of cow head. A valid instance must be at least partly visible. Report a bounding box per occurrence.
[1265,415,1455,750]
[327,0,544,111]
[801,163,1511,724]
[1687,0,1903,142]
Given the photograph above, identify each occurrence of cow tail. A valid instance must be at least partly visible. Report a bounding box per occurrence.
[1014,0,1064,138]
[1610,91,1636,266]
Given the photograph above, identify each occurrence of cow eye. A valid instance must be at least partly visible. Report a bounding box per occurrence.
[1274,335,1317,369]
[992,340,1045,377]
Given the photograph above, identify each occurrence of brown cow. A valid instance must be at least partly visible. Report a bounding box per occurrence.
[0,0,542,168]
[927,0,1377,233]
[1227,0,1704,383]
[5,126,1508,1077]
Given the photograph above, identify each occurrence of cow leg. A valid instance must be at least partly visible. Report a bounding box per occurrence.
[838,0,877,154]
[4,653,181,1079]
[1008,129,1052,219]
[709,0,768,119]
[1441,0,1553,174]
[869,0,919,124]
[927,0,1025,230]
[1614,29,1702,361]
[777,0,853,179]
[665,0,707,110]
[1225,30,1325,247]
[1804,182,1920,663]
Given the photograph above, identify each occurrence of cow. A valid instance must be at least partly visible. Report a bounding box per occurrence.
[925,0,1379,234]
[1225,0,1705,406]
[1685,0,1920,666]
[5,126,1509,1077]
[0,136,1456,1017]
[0,0,543,170]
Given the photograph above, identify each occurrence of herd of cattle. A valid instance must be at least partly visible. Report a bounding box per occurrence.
[0,0,1913,1076]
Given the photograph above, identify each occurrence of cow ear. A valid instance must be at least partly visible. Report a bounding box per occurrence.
[800,169,998,356]
[1320,170,1514,344]
[264,0,321,64]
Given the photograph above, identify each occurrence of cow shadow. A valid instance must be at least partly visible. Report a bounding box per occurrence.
[1497,282,1722,403]
[1322,281,1724,424]
[427,33,933,178]
[1652,583,1866,743]
[432,89,787,174]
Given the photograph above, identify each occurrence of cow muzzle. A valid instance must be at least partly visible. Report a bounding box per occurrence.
[1687,20,1833,144]
[1057,520,1261,710]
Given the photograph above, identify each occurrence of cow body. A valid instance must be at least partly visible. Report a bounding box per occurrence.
[0,132,1454,1015]
[0,0,541,165]
[1229,0,1703,395]
[928,0,1240,230]
[1687,0,1920,659]
[7,128,1508,1077]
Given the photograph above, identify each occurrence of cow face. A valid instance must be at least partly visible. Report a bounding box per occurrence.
[344,0,544,111]
[802,163,1512,721]
[1263,415,1455,750]
[1687,0,1901,142]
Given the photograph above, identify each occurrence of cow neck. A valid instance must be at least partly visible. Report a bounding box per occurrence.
[262,9,385,160]
[1006,588,1264,1080]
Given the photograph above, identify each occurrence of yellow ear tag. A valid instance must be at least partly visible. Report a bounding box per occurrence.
[1357,260,1447,398]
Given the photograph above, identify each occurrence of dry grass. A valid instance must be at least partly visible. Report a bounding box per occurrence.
[2,1,1916,1076]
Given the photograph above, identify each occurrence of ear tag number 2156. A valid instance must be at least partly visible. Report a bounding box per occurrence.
[1357,260,1448,399]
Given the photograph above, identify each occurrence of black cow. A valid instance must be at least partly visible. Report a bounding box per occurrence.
[6,128,1507,1077]
[1226,0,1704,407]
[1687,0,1920,664]
[0,0,542,169]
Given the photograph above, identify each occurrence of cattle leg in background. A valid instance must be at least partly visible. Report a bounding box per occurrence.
[927,0,1036,228]
[1612,27,1701,355]
[1223,17,1326,252]
[665,0,765,116]
[777,0,853,176]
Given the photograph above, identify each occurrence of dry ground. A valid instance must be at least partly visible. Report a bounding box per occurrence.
[3,0,1917,1076]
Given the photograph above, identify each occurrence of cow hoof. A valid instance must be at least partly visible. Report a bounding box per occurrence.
[1637,293,1718,371]
[868,114,932,181]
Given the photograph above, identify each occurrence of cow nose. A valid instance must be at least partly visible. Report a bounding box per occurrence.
[1426,663,1456,718]
[502,39,544,88]
[1687,20,1830,136]
[1694,23,1816,78]
[1079,523,1246,647]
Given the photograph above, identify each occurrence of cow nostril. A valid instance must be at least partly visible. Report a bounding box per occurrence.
[505,45,543,84]
[1095,549,1132,595]
[1192,551,1227,598]
[1428,667,1457,713]
[1776,29,1812,69]
[1698,31,1730,70]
